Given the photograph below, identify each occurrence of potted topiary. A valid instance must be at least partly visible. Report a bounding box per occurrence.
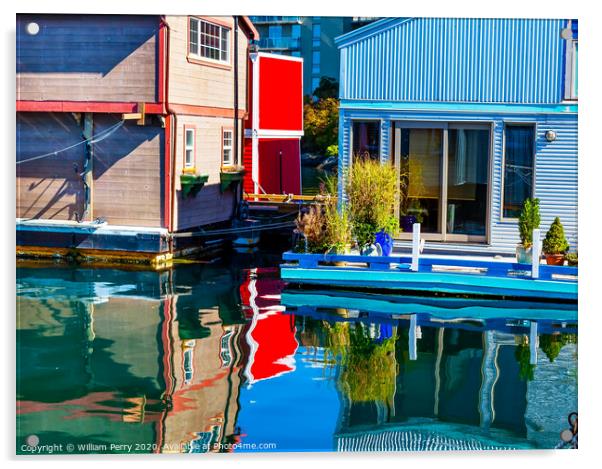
[566,251,578,267]
[516,198,540,264]
[542,217,569,266]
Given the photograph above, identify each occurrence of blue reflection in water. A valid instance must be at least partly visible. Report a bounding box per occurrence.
[16,253,577,454]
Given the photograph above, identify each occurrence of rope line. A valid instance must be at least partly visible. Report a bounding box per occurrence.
[16,120,126,165]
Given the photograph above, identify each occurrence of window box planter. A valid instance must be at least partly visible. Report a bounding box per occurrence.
[220,166,245,192]
[180,173,209,198]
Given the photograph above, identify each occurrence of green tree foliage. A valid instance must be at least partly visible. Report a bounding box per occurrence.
[518,198,540,247]
[543,217,570,254]
[312,76,339,100]
[303,97,339,154]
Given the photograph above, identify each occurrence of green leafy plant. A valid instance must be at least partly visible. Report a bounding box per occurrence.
[566,251,578,266]
[542,217,569,255]
[346,156,398,247]
[325,144,339,157]
[302,96,339,155]
[518,198,540,247]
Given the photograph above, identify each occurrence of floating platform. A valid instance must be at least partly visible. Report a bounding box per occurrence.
[280,251,578,302]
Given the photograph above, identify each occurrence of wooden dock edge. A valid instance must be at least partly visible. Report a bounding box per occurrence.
[16,245,174,270]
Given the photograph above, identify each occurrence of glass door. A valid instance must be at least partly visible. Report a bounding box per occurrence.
[393,122,490,243]
[397,126,444,237]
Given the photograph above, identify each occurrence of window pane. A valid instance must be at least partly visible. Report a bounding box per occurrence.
[185,149,193,167]
[312,24,321,39]
[572,41,578,98]
[352,121,380,160]
[186,129,194,148]
[190,18,199,55]
[398,128,443,234]
[503,125,534,218]
[223,149,231,164]
[447,129,489,235]
[197,20,230,63]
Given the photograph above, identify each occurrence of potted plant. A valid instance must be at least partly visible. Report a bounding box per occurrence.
[220,165,245,192]
[566,251,578,267]
[516,198,540,264]
[542,217,569,266]
[346,156,398,254]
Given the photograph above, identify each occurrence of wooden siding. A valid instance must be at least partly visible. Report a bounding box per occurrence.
[17,112,85,221]
[93,114,164,227]
[339,107,578,253]
[174,115,244,230]
[17,14,158,103]
[165,16,249,112]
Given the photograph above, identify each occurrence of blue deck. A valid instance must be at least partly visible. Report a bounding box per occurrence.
[280,252,578,301]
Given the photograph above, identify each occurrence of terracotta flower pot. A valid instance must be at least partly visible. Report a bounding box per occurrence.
[545,253,565,266]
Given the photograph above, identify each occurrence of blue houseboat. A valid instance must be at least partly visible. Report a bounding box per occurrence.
[335,18,578,255]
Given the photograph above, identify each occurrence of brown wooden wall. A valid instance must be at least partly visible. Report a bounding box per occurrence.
[165,16,250,112]
[17,112,165,228]
[92,115,164,227]
[17,14,158,103]
[17,112,85,221]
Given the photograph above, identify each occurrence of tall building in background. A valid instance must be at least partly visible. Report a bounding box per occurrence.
[249,16,379,96]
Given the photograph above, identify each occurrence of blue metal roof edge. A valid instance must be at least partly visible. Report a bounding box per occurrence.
[339,99,578,114]
[334,17,413,48]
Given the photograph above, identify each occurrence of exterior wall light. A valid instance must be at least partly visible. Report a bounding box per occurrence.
[545,130,557,142]
[26,22,40,35]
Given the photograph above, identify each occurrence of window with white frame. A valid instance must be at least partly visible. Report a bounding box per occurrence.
[222,129,233,165]
[185,128,195,168]
[189,17,230,63]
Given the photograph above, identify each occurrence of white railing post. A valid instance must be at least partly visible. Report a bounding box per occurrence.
[532,228,541,279]
[411,223,421,272]
[529,321,538,365]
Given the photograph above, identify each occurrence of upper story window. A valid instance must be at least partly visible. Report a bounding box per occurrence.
[189,17,230,64]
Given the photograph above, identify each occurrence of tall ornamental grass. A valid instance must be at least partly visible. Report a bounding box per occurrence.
[346,156,398,247]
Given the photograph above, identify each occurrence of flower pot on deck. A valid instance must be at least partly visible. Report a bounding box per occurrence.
[220,168,245,193]
[545,253,566,266]
[375,230,393,256]
[516,245,533,264]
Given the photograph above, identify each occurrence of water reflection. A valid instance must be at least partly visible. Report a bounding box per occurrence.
[16,256,577,453]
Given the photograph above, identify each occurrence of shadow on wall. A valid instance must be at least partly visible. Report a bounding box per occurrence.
[16,14,159,76]
[17,112,163,224]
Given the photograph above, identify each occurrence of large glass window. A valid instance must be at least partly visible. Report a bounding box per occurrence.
[393,123,491,240]
[189,17,230,63]
[502,125,535,218]
[268,25,282,38]
[352,121,380,160]
[312,51,320,74]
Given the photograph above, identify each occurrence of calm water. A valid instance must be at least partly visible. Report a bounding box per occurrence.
[16,251,577,454]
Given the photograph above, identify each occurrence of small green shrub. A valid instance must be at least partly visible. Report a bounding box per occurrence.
[566,251,578,266]
[325,144,339,157]
[542,217,569,255]
[518,198,540,247]
[346,156,398,247]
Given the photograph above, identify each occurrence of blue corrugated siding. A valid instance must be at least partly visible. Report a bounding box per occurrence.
[339,109,577,253]
[340,18,569,104]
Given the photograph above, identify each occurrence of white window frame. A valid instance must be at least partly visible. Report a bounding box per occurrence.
[222,129,233,166]
[185,128,195,169]
[189,17,230,65]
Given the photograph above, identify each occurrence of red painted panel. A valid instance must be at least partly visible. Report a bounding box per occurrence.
[258,56,303,131]
[258,138,301,194]
[242,139,254,194]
